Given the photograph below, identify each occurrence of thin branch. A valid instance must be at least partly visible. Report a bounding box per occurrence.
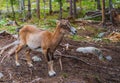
[29,78,43,83]
[0,40,19,56]
[59,54,91,66]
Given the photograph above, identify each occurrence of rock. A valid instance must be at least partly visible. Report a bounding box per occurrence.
[76,47,106,61]
[12,34,18,39]
[97,32,105,38]
[105,56,112,61]
[0,72,4,79]
[64,43,69,50]
[76,47,100,54]
[32,56,42,62]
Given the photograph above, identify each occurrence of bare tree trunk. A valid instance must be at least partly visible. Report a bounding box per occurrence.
[79,0,82,9]
[22,0,26,21]
[69,0,73,17]
[28,0,32,19]
[73,0,77,18]
[6,0,9,13]
[43,0,46,19]
[36,0,40,19]
[10,0,15,20]
[101,0,106,27]
[21,0,25,10]
[109,0,113,24]
[19,0,25,12]
[59,0,62,19]
[49,0,52,14]
[19,0,22,12]
[96,0,101,10]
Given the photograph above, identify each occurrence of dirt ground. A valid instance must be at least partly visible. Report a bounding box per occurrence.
[0,23,120,83]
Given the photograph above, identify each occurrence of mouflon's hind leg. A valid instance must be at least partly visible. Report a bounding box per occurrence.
[25,49,33,67]
[15,44,24,66]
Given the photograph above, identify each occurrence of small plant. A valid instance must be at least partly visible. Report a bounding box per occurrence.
[62,73,68,78]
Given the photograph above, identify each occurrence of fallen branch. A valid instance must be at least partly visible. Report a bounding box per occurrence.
[0,54,9,63]
[84,12,110,20]
[8,45,18,56]
[29,78,43,83]
[0,40,19,56]
[55,50,91,66]
[0,40,19,63]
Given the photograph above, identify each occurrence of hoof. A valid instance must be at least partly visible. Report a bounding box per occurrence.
[15,61,20,66]
[48,71,56,77]
[28,63,33,67]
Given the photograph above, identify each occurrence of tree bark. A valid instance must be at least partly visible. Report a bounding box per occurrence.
[59,0,62,19]
[73,0,77,18]
[6,0,9,13]
[101,0,106,26]
[43,0,46,19]
[69,0,73,17]
[36,0,40,19]
[96,0,101,10]
[79,0,82,9]
[10,0,15,20]
[28,0,32,19]
[49,0,52,14]
[109,0,113,23]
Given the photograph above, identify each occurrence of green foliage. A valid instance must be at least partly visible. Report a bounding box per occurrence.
[0,19,17,34]
[69,35,86,41]
[0,0,119,35]
[54,0,65,2]
[62,73,68,78]
[0,19,7,26]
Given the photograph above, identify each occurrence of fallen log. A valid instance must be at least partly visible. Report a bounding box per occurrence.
[84,12,110,20]
[0,40,19,56]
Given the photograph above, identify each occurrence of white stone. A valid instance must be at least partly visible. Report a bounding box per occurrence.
[32,56,42,62]
[106,56,112,61]
[76,47,99,54]
[0,72,4,78]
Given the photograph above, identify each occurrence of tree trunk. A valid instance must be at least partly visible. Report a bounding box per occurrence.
[96,0,101,10]
[59,0,62,19]
[73,0,77,18]
[19,0,25,12]
[101,0,106,26]
[49,0,52,14]
[43,0,46,19]
[36,0,40,19]
[28,0,32,19]
[21,0,25,10]
[6,0,9,13]
[79,0,82,9]
[19,0,22,12]
[109,0,113,23]
[69,0,73,17]
[10,0,15,20]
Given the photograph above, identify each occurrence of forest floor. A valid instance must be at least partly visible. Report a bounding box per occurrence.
[0,22,120,83]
